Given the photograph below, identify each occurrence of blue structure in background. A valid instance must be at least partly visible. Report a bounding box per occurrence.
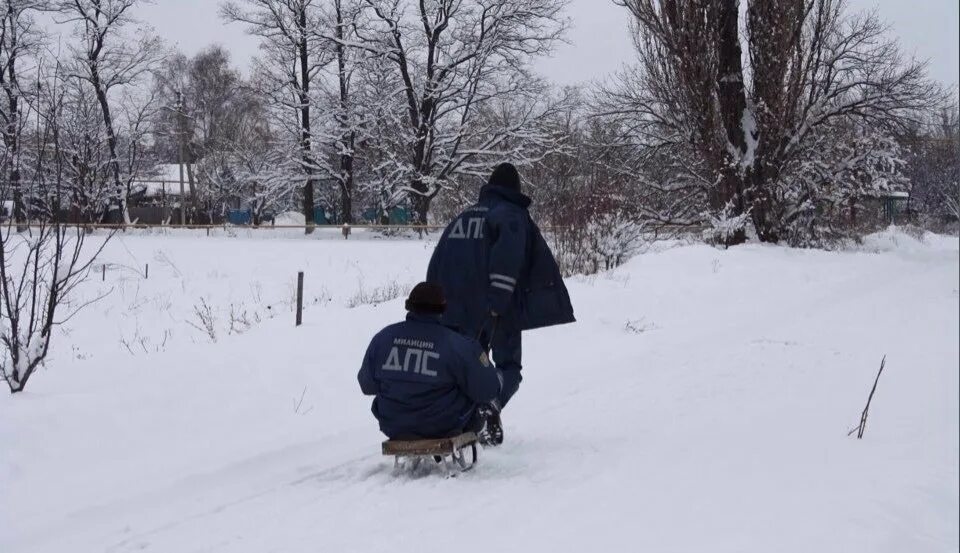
[227,209,252,225]
[360,207,377,222]
[359,206,411,224]
[313,207,330,225]
[225,205,410,226]
[388,207,411,225]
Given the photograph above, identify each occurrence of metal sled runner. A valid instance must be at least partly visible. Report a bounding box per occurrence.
[382,432,478,473]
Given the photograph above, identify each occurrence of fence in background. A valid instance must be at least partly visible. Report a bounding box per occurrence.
[2,222,448,234]
[1,222,576,235]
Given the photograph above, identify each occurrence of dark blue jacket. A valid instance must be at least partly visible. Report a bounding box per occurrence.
[358,313,502,439]
[427,184,575,334]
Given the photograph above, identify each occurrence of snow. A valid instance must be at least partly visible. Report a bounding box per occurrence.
[131,164,188,197]
[130,181,183,198]
[1,229,957,552]
[858,227,956,255]
[152,163,186,182]
[273,211,306,226]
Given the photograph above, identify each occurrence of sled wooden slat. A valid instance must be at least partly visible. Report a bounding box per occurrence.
[382,432,478,456]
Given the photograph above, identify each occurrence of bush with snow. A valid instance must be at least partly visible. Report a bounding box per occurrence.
[346,279,411,308]
[703,204,752,247]
[553,211,646,275]
[0,225,109,393]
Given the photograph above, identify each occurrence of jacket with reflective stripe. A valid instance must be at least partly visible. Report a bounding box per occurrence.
[358,313,502,439]
[427,184,575,334]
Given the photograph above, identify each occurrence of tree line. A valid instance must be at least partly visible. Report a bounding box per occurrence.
[0,0,956,245]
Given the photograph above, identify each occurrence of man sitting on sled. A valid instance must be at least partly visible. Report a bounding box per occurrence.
[358,282,503,444]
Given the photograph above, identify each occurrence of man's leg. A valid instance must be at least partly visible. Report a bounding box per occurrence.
[490,319,522,408]
[474,318,521,446]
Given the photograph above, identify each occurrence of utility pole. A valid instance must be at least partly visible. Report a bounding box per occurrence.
[176,91,187,226]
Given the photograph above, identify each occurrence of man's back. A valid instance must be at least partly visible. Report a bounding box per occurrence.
[358,313,501,439]
[427,185,531,336]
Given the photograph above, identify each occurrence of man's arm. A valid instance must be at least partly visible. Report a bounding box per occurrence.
[357,340,379,396]
[487,208,527,316]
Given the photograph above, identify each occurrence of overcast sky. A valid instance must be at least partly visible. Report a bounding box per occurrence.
[137,0,959,89]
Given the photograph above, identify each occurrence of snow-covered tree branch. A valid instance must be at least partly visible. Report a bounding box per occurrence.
[600,0,944,245]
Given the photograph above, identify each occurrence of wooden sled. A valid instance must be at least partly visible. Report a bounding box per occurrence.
[382,432,478,473]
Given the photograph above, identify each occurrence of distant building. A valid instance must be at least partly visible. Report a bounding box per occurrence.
[877,190,911,224]
[129,164,190,207]
[127,164,195,224]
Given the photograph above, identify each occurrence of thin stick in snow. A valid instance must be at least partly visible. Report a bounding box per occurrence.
[294,386,311,415]
[848,356,887,439]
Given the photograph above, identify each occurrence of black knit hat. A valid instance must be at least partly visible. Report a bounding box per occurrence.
[488,162,521,192]
[405,282,446,315]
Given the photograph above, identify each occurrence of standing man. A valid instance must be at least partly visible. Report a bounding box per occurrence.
[427,163,575,445]
[358,282,503,441]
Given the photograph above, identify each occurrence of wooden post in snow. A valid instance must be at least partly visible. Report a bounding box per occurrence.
[296,271,304,327]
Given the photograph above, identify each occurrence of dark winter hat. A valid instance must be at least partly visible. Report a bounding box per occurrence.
[405,282,446,315]
[488,162,522,192]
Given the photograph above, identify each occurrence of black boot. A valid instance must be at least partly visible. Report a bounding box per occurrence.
[477,403,504,446]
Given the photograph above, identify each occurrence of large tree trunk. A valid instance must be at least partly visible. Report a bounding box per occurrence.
[4,110,24,230]
[412,187,431,226]
[335,1,354,225]
[410,109,433,225]
[298,7,315,234]
[408,88,436,224]
[3,8,26,231]
[714,0,748,245]
[90,67,127,224]
[410,166,432,224]
[340,139,353,224]
[301,157,315,232]
[743,0,806,244]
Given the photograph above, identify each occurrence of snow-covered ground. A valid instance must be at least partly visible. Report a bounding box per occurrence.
[1,228,957,553]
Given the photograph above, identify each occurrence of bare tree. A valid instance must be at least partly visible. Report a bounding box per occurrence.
[602,0,941,245]
[116,85,160,213]
[221,126,301,225]
[0,222,109,393]
[48,71,114,222]
[151,46,272,222]
[349,51,411,220]
[318,0,362,223]
[0,0,45,228]
[55,0,163,224]
[222,0,327,233]
[0,57,111,394]
[356,0,568,223]
[901,104,960,229]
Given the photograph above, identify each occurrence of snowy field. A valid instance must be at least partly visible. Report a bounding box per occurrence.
[1,228,958,553]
